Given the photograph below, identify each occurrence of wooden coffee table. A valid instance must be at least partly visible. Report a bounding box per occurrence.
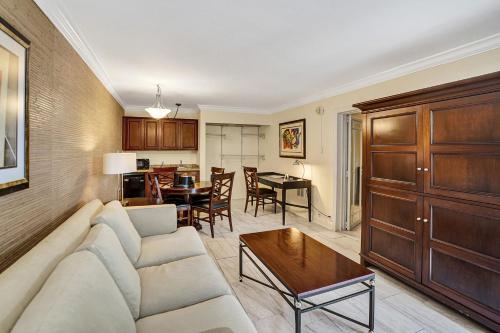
[239,228,375,333]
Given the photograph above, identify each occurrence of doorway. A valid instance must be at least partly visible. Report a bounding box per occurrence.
[336,111,363,233]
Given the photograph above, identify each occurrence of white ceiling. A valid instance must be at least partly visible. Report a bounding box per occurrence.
[35,0,500,113]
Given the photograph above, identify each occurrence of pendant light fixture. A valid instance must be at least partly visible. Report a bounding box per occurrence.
[145,84,171,119]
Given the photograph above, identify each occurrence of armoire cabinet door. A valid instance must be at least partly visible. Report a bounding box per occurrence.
[422,197,500,324]
[123,118,144,150]
[365,187,423,281]
[366,106,423,192]
[144,119,160,150]
[423,92,500,206]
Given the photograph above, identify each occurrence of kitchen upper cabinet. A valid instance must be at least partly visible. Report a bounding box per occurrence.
[160,120,178,150]
[123,118,144,150]
[122,117,198,151]
[144,119,160,150]
[179,119,198,150]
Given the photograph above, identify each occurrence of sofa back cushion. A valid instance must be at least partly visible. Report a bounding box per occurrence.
[76,224,141,319]
[0,199,103,333]
[92,200,141,263]
[11,251,136,333]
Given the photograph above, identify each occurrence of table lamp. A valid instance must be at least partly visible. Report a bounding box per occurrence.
[293,159,305,179]
[103,152,137,204]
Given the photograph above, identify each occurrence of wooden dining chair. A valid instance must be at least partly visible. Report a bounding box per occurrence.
[152,167,178,187]
[243,166,277,217]
[191,172,235,238]
[191,166,225,209]
[147,172,191,226]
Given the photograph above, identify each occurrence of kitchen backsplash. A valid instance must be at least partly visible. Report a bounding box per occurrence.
[134,151,199,165]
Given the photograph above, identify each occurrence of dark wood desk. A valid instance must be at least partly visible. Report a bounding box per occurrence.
[239,228,375,333]
[257,172,312,225]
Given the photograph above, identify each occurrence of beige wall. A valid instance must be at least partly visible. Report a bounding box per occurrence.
[0,0,123,272]
[264,48,500,229]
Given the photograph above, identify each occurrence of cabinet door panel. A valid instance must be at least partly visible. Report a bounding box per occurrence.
[371,152,417,184]
[160,120,178,149]
[144,120,160,150]
[365,187,423,281]
[371,113,416,145]
[422,198,500,323]
[366,107,423,192]
[431,153,500,195]
[179,120,198,150]
[123,118,144,150]
[424,92,500,205]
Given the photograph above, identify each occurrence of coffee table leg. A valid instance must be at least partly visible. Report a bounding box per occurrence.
[369,279,375,332]
[294,298,302,333]
[239,242,243,282]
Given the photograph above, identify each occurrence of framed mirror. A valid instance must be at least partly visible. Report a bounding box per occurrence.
[0,17,29,196]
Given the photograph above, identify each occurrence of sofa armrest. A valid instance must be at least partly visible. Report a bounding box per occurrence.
[125,204,177,237]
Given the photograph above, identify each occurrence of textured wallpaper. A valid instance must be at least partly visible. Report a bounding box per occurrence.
[0,0,123,272]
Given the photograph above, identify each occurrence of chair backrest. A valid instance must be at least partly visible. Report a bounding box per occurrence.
[209,172,235,208]
[243,166,258,193]
[211,166,225,175]
[152,167,177,187]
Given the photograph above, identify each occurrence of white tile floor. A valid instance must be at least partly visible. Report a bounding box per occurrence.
[197,199,489,333]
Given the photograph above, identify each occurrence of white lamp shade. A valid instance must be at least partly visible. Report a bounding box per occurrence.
[103,153,137,174]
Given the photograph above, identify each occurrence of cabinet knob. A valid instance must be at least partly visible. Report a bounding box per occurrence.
[417,167,422,171]
[424,168,429,172]
[423,218,429,223]
[416,217,421,221]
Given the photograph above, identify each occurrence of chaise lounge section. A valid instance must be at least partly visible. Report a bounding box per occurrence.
[0,199,256,333]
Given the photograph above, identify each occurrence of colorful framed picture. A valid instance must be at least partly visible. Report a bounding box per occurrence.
[0,17,30,196]
[279,119,306,159]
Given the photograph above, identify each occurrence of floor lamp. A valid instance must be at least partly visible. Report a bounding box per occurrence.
[103,152,137,205]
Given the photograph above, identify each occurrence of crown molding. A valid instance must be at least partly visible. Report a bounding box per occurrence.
[269,33,500,114]
[197,105,271,114]
[34,0,126,108]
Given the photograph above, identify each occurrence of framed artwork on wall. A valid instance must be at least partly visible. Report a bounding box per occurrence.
[0,17,30,196]
[279,118,306,159]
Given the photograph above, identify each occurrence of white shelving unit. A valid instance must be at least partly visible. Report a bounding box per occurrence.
[206,124,265,199]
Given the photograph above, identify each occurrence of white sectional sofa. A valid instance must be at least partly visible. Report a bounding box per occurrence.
[0,199,256,333]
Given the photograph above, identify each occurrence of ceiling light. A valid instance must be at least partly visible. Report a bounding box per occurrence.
[145,84,171,119]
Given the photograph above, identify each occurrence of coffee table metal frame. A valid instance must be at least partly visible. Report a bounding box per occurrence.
[239,242,375,333]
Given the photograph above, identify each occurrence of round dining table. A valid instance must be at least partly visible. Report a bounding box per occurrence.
[160,181,212,230]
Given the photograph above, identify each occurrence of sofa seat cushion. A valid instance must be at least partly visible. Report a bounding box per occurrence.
[138,254,232,317]
[76,224,141,319]
[92,200,142,263]
[135,226,206,268]
[11,252,135,333]
[136,295,256,333]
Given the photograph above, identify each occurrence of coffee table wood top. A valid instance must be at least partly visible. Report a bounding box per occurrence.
[240,228,374,298]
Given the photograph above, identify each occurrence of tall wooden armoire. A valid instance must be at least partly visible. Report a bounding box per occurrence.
[354,71,500,331]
